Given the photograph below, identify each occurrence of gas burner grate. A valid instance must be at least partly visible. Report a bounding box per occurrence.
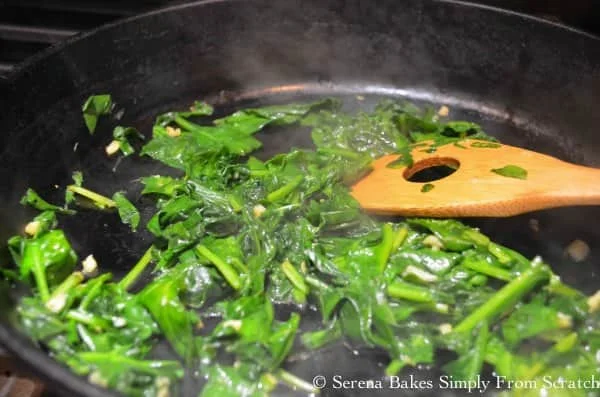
[0,0,178,76]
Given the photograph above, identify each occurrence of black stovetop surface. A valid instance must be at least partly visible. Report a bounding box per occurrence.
[0,0,180,76]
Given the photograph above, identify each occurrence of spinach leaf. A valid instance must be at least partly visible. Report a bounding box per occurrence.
[112,192,140,231]
[21,188,75,215]
[82,94,113,134]
[65,171,83,207]
[421,183,435,193]
[443,323,489,382]
[137,265,200,359]
[12,230,78,300]
[491,165,528,180]
[112,126,144,156]
[501,300,562,346]
[156,100,214,126]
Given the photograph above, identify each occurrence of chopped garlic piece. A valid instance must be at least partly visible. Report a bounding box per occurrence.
[166,126,181,137]
[82,254,98,276]
[262,373,279,388]
[438,105,449,117]
[89,371,108,387]
[253,204,266,218]
[156,377,171,397]
[402,265,438,283]
[46,292,67,313]
[557,312,573,329]
[112,317,127,328]
[565,239,590,262]
[105,140,120,156]
[24,221,41,236]
[588,290,600,313]
[423,235,444,250]
[439,323,453,335]
[223,319,242,331]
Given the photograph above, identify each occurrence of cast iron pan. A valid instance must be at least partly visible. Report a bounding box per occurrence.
[1,0,599,396]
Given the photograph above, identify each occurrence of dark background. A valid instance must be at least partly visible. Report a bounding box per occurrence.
[1,0,600,78]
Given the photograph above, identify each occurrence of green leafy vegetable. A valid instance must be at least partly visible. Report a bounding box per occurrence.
[112,192,140,231]
[66,185,116,210]
[112,126,144,156]
[491,165,528,180]
[21,188,75,215]
[65,171,84,207]
[470,141,501,148]
[5,97,598,397]
[443,322,489,381]
[137,264,200,359]
[82,94,113,134]
[421,183,435,193]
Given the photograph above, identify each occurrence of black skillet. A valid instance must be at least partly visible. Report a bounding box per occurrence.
[1,0,599,396]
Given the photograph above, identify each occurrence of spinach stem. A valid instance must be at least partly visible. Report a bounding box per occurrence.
[80,273,112,310]
[547,275,582,298]
[377,224,394,273]
[230,258,249,274]
[66,185,116,209]
[174,116,218,141]
[49,271,84,301]
[385,359,405,376]
[228,195,243,212]
[78,352,181,376]
[196,245,242,290]
[454,264,551,334]
[118,246,154,291]
[552,332,578,353]
[391,226,408,252]
[267,176,303,203]
[488,243,513,265]
[302,322,342,349]
[387,280,436,303]
[523,333,578,380]
[276,369,318,394]
[305,275,330,291]
[317,147,363,160]
[461,259,512,281]
[281,260,309,295]
[31,245,50,302]
[66,310,107,331]
[173,116,203,133]
[463,229,490,247]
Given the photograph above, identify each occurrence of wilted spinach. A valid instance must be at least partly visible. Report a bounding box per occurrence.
[3,98,598,397]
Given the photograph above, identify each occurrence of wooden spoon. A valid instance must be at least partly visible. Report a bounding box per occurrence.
[350,139,600,217]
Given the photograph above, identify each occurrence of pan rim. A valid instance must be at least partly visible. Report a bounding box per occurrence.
[1,0,599,84]
[0,1,599,397]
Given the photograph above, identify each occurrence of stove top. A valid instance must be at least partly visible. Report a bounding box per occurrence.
[0,0,180,76]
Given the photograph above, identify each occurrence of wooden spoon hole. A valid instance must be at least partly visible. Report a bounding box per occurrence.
[403,157,460,183]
